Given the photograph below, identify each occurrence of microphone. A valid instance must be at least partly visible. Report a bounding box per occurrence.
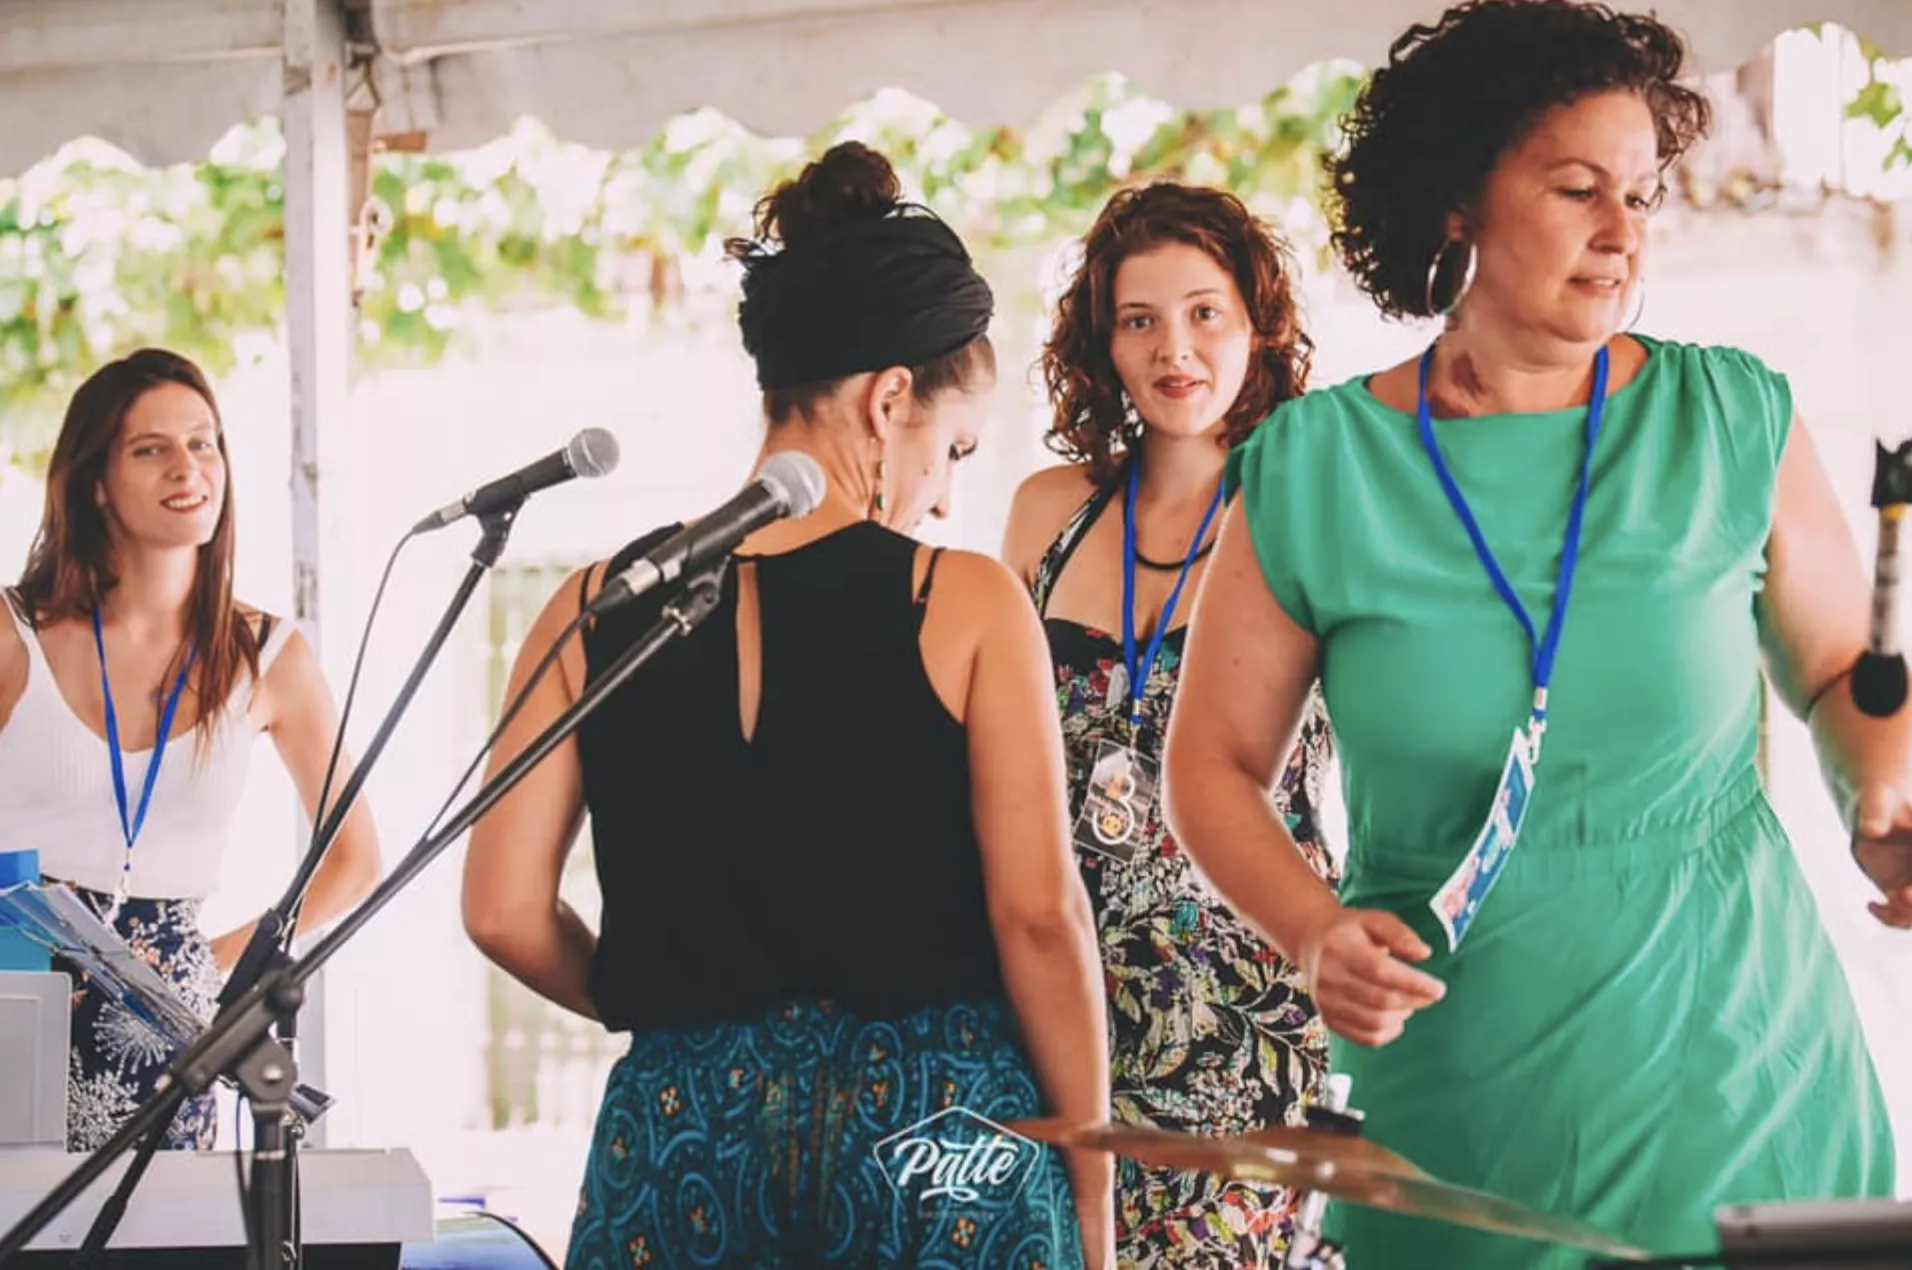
[413,427,620,533]
[590,451,828,615]
[1854,440,1912,718]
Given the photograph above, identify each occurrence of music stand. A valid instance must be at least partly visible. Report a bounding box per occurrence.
[0,881,331,1128]
[0,881,203,1056]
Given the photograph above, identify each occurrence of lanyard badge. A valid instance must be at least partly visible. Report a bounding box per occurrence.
[1423,345,1608,949]
[92,610,196,907]
[1075,460,1223,863]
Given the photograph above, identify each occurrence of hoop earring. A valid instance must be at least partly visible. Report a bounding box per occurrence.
[1625,278,1647,333]
[1424,240,1477,317]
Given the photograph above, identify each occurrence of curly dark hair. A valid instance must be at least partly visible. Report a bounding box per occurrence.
[1041,183,1312,483]
[1325,0,1712,319]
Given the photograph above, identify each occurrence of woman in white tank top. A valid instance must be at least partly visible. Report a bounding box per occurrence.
[0,349,382,1152]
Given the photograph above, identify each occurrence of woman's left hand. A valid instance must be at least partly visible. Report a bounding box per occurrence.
[1851,782,1912,929]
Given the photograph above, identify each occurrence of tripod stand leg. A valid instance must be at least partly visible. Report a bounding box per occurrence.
[72,1125,163,1267]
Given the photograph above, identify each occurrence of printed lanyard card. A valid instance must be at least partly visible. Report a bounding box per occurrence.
[1430,727,1536,951]
[1073,740,1159,864]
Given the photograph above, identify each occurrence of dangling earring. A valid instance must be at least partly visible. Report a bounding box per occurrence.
[869,456,888,519]
[1424,239,1478,318]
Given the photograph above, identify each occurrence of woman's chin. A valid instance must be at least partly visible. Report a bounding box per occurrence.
[121,524,217,553]
[1144,413,1230,444]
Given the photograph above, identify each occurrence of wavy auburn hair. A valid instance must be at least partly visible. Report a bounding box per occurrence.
[1041,182,1312,483]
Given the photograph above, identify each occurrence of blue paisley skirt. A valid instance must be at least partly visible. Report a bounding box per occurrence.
[567,996,1083,1270]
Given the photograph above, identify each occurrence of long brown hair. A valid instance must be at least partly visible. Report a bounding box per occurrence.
[1042,182,1313,483]
[15,348,259,756]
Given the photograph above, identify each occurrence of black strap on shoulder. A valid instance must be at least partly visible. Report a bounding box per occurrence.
[1031,473,1122,616]
[915,547,946,606]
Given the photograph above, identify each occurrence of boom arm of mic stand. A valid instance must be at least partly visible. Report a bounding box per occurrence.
[0,562,729,1269]
[222,507,521,1005]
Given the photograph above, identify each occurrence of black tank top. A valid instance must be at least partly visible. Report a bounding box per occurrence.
[576,519,1006,1032]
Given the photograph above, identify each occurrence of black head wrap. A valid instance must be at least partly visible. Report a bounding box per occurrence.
[734,207,994,391]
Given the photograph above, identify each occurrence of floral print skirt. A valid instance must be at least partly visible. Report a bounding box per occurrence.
[51,884,219,1152]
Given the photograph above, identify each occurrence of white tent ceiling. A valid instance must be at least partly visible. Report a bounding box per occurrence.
[4,0,1910,175]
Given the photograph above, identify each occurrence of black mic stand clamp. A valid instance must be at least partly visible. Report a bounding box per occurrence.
[214,974,307,1270]
[1282,1075,1360,1270]
[1868,439,1912,509]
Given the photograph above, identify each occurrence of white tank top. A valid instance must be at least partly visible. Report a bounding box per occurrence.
[0,593,294,900]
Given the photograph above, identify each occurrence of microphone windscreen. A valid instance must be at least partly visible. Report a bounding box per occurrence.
[567,428,621,479]
[760,451,828,518]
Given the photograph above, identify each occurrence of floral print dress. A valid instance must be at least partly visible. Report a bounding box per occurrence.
[1032,476,1339,1269]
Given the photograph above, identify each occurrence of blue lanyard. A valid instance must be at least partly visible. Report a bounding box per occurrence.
[92,610,195,884]
[1120,459,1225,735]
[1415,343,1608,745]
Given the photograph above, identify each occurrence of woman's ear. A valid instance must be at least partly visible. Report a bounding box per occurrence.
[861,366,915,444]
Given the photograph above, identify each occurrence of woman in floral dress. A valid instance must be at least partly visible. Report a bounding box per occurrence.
[1003,183,1338,1268]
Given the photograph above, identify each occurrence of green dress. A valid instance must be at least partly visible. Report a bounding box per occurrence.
[1226,337,1894,1269]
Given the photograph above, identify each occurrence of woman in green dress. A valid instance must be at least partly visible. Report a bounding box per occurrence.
[1161,3,1912,1268]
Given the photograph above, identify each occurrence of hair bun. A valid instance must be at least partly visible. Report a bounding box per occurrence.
[747,142,903,248]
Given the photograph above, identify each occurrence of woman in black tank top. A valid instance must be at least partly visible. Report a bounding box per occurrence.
[464,143,1114,1270]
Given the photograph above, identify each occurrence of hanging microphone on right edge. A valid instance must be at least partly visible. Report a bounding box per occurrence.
[1853,440,1912,718]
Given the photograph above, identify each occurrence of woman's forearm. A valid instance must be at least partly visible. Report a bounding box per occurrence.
[1165,751,1342,962]
[473,901,601,1020]
[1808,669,1912,827]
[208,821,381,972]
[294,829,381,934]
[991,897,1114,1206]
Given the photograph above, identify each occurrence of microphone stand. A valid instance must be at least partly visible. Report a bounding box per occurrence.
[68,507,523,1270]
[1854,438,1912,718]
[0,561,729,1270]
